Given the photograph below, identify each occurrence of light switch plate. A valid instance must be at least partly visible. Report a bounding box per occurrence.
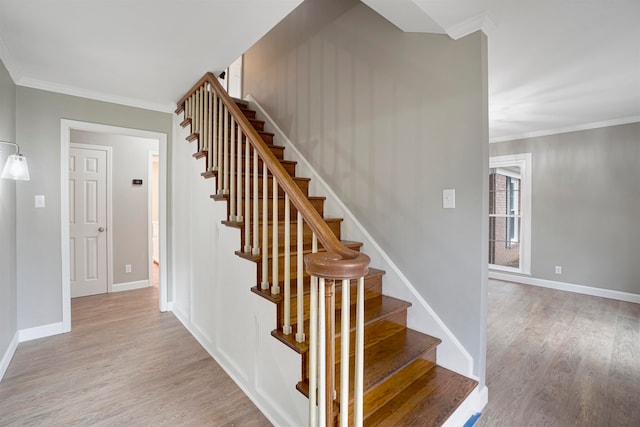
[443,189,455,209]
[35,195,45,208]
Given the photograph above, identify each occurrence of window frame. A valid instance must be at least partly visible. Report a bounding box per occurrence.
[489,153,532,275]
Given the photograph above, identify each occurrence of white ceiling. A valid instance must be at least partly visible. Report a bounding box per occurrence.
[0,0,638,142]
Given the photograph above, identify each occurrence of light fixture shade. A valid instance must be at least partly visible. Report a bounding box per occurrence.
[1,153,30,181]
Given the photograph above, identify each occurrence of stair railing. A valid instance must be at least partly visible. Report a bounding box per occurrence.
[177,73,370,426]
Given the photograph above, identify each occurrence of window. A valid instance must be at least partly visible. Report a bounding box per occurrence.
[489,154,531,274]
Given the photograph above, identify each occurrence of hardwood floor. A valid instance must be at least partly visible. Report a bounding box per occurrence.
[0,287,271,426]
[476,280,640,427]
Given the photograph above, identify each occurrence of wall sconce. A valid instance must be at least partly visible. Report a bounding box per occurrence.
[0,140,30,181]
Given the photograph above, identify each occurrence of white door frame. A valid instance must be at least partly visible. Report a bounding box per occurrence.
[69,143,113,295]
[61,120,169,333]
[148,150,159,285]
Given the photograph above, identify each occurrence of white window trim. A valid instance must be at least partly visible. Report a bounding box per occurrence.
[489,153,532,275]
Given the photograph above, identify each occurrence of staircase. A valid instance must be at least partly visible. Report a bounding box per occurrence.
[176,73,478,426]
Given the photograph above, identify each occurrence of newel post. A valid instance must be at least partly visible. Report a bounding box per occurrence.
[305,250,370,426]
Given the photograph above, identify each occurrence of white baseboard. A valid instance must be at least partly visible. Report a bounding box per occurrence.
[0,332,19,382]
[19,321,66,342]
[443,385,488,427]
[112,280,150,293]
[489,272,640,304]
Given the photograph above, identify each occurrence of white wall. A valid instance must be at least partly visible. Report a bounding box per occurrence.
[170,115,309,427]
[0,58,18,381]
[70,130,159,286]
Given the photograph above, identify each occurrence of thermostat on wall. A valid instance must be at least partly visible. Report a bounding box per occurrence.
[132,179,143,185]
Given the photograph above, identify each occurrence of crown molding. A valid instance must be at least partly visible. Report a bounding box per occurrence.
[446,12,497,40]
[489,115,640,143]
[15,77,176,113]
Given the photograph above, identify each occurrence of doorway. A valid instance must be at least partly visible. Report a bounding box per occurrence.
[61,120,169,333]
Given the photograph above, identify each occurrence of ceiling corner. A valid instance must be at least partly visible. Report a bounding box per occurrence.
[446,12,497,40]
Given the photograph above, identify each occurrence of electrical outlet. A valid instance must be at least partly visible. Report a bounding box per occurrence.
[555,266,562,275]
[125,264,132,273]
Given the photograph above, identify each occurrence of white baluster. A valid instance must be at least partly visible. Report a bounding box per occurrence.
[296,211,305,343]
[207,90,213,170]
[309,272,318,427]
[229,116,236,221]
[340,278,350,427]
[318,277,326,427]
[236,126,243,223]
[217,96,223,178]
[283,194,291,334]
[203,86,209,155]
[261,161,269,290]
[354,276,365,427]
[240,137,251,255]
[252,151,260,255]
[222,105,229,196]
[185,96,190,123]
[194,88,200,136]
[271,176,280,295]
[214,92,220,172]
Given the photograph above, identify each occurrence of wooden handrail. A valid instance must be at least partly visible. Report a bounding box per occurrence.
[177,72,370,280]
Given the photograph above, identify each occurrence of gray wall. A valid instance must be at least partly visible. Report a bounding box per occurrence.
[490,123,640,294]
[15,87,172,330]
[0,59,17,362]
[244,0,489,379]
[70,130,159,285]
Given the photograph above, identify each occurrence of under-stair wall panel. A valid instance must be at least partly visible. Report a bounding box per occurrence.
[171,115,308,427]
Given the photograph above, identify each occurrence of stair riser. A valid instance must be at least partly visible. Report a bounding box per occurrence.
[241,219,341,251]
[335,312,407,360]
[248,119,265,131]
[204,157,296,178]
[240,109,256,119]
[205,114,273,144]
[257,249,348,284]
[358,354,436,420]
[238,156,296,177]
[211,177,309,199]
[219,197,324,222]
[192,136,285,160]
[278,274,384,326]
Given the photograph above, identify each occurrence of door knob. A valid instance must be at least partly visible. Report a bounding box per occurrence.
[98,227,105,232]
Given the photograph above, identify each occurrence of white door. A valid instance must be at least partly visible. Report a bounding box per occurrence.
[70,147,108,297]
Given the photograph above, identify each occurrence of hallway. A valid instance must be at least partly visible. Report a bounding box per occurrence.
[0,287,271,426]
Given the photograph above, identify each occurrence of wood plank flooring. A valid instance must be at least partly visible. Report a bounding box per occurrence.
[0,287,271,426]
[476,280,640,427]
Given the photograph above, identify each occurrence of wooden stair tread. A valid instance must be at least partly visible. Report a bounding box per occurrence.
[297,329,442,398]
[344,328,441,392]
[270,294,409,354]
[364,365,478,426]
